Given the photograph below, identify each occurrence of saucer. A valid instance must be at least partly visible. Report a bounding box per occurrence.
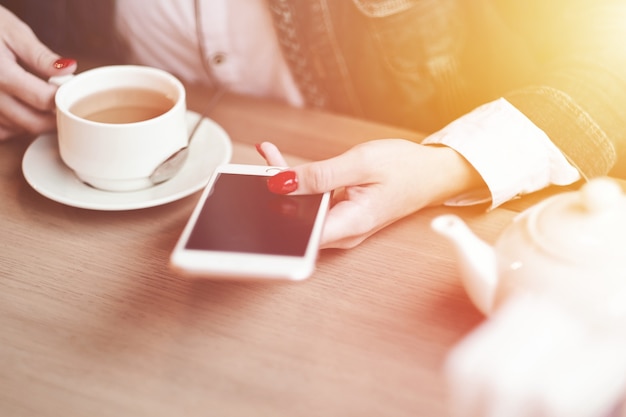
[22,111,232,210]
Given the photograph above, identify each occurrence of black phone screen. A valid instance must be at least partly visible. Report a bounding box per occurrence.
[185,173,325,256]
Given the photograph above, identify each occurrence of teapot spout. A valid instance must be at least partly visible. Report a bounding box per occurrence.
[432,215,498,315]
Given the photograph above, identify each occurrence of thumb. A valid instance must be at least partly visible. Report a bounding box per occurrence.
[267,150,372,195]
[6,12,76,77]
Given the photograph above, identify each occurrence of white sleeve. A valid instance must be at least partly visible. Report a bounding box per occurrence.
[422,98,581,209]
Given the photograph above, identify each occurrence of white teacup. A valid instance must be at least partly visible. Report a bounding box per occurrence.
[54,65,188,192]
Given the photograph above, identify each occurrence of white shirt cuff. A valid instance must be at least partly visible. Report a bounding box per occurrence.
[422,98,581,209]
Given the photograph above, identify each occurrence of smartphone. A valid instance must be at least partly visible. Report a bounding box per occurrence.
[171,164,331,280]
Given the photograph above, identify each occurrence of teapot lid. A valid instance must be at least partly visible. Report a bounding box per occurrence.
[529,177,626,263]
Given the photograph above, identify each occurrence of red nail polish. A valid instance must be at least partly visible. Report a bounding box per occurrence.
[267,170,298,194]
[53,58,76,69]
[255,143,266,159]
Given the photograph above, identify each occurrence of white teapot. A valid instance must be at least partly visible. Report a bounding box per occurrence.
[431,177,626,325]
[432,177,626,417]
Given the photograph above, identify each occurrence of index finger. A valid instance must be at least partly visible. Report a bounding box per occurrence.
[0,61,58,111]
[286,146,377,195]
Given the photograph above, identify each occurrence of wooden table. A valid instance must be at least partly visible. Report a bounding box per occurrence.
[0,89,571,417]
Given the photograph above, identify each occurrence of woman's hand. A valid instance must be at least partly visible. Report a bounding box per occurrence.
[0,5,76,140]
[256,139,485,249]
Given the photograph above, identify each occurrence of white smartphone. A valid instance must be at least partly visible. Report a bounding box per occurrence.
[171,164,331,280]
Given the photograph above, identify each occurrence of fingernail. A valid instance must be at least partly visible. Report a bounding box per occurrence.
[255,143,266,159]
[53,58,76,69]
[267,170,298,194]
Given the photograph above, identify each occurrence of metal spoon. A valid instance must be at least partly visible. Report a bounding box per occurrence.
[149,87,226,185]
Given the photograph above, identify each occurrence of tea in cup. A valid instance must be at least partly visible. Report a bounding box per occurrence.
[54,65,188,192]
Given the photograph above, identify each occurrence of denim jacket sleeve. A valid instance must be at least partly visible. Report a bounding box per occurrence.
[494,0,626,178]
[286,0,626,179]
